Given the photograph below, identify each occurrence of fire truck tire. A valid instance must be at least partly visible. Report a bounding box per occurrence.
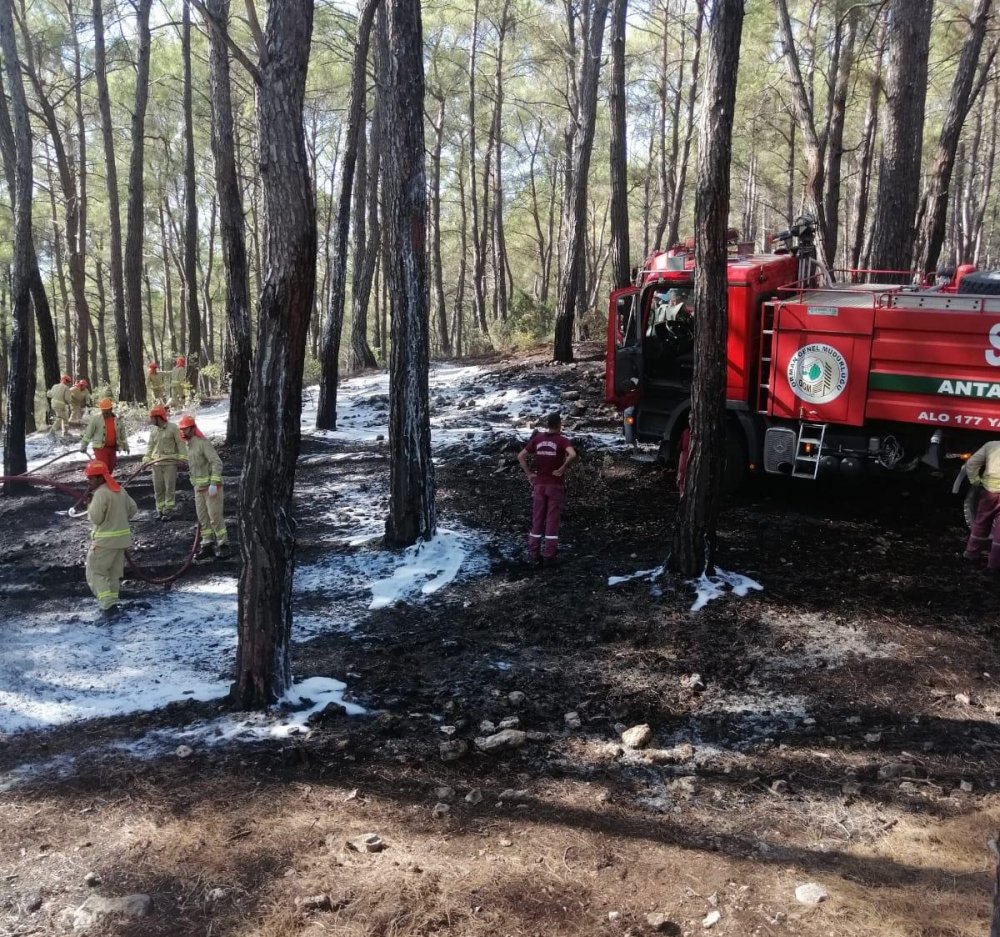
[964,485,982,528]
[957,270,1000,295]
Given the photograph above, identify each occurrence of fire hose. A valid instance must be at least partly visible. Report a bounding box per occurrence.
[0,454,202,586]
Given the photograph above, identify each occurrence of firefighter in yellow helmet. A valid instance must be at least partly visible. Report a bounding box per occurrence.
[169,356,188,408]
[69,379,91,425]
[144,405,185,519]
[178,415,227,558]
[47,374,73,437]
[147,361,166,405]
[84,459,138,615]
[80,398,130,472]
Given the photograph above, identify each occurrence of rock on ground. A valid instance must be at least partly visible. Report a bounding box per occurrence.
[71,894,152,932]
[621,724,653,749]
[794,882,829,905]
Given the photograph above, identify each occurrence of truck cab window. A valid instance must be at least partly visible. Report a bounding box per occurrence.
[616,294,640,348]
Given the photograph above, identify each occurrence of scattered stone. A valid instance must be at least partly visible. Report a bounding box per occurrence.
[960,780,974,793]
[479,720,497,734]
[794,883,829,906]
[621,724,653,750]
[706,893,719,908]
[878,762,911,781]
[499,839,514,847]
[955,693,972,706]
[841,781,862,797]
[845,716,862,725]
[508,691,527,706]
[703,910,721,929]
[564,711,582,729]
[296,894,332,912]
[669,777,696,799]
[646,911,675,931]
[608,910,622,922]
[346,834,385,853]
[71,894,152,932]
[525,730,547,742]
[439,725,457,737]
[864,732,882,743]
[475,729,528,752]
[769,779,790,795]
[898,781,920,794]
[498,789,529,802]
[561,390,581,401]
[83,872,102,888]
[498,716,520,730]
[207,888,227,903]
[465,788,484,805]
[432,802,451,818]
[439,740,468,762]
[681,673,706,692]
[436,786,456,802]
[175,745,194,759]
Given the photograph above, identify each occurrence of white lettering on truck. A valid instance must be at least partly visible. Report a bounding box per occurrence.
[988,322,1000,366]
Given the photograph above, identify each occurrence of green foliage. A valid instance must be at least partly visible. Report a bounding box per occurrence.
[489,291,555,352]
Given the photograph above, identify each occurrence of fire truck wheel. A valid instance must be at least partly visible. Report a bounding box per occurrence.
[964,485,982,528]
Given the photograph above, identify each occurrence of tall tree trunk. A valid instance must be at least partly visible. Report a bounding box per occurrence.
[317,0,379,429]
[122,0,154,401]
[915,0,993,276]
[182,0,201,393]
[383,0,434,547]
[0,0,33,485]
[68,0,90,380]
[608,0,629,288]
[488,2,511,324]
[233,2,317,710]
[669,0,745,576]
[93,0,132,399]
[205,0,253,444]
[429,93,451,354]
[552,0,610,363]
[453,139,468,357]
[868,0,933,273]
[467,0,490,337]
[850,27,884,270]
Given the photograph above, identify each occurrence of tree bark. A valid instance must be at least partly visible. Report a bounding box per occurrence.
[552,0,610,363]
[205,0,253,445]
[0,0,33,485]
[669,0,745,576]
[92,0,132,399]
[68,0,90,380]
[915,0,993,275]
[868,0,934,273]
[233,2,317,710]
[849,23,884,270]
[467,0,490,338]
[316,0,380,429]
[122,0,154,401]
[608,0,629,288]
[428,91,451,354]
[182,0,201,393]
[383,0,435,547]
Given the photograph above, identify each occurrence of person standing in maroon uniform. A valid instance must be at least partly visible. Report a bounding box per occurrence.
[518,413,577,564]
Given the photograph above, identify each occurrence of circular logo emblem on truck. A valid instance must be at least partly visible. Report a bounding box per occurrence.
[786,343,848,404]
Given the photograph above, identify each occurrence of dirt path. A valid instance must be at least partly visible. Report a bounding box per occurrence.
[1,347,998,937]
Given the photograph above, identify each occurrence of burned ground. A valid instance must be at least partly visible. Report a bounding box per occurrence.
[0,346,998,937]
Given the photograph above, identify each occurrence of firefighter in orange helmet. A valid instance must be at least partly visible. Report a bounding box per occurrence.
[84,459,137,615]
[178,415,227,558]
[80,398,130,472]
[144,405,185,519]
[147,361,166,405]
[47,374,73,436]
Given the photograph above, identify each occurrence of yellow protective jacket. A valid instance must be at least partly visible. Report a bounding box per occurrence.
[186,435,223,489]
[967,440,1000,493]
[82,412,130,452]
[69,386,91,410]
[145,421,185,462]
[47,382,72,407]
[170,365,187,395]
[147,371,166,399]
[88,483,138,549]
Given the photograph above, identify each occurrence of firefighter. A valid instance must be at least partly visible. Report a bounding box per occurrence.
[178,415,227,558]
[80,398,130,472]
[47,374,73,437]
[517,412,577,565]
[964,439,1000,572]
[147,361,166,405]
[169,356,188,408]
[144,405,185,519]
[84,459,138,615]
[69,379,91,424]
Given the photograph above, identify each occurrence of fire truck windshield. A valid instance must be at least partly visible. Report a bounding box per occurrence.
[646,287,693,336]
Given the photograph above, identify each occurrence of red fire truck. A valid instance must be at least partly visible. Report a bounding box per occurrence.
[605,220,1000,510]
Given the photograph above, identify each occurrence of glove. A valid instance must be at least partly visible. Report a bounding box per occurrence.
[79,442,88,453]
[208,484,219,497]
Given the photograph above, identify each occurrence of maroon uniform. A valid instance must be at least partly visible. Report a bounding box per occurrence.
[525,431,572,559]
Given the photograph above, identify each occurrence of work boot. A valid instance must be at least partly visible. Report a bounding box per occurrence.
[213,543,228,559]
[542,555,560,568]
[101,603,123,620]
[197,543,215,560]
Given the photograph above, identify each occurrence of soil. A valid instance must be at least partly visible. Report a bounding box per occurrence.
[1,344,999,937]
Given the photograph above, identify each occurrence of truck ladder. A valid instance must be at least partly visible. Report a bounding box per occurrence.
[792,422,826,479]
[756,304,776,414]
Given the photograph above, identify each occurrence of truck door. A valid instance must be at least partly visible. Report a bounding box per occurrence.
[608,287,643,404]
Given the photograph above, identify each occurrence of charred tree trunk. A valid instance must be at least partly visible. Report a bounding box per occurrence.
[0,0,33,485]
[317,0,379,429]
[68,0,90,379]
[122,0,154,401]
[868,0,933,273]
[608,0,629,288]
[915,0,993,276]
[383,0,435,547]
[553,0,610,363]
[233,3,317,710]
[669,0,744,576]
[182,0,201,393]
[205,0,253,445]
[429,91,451,354]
